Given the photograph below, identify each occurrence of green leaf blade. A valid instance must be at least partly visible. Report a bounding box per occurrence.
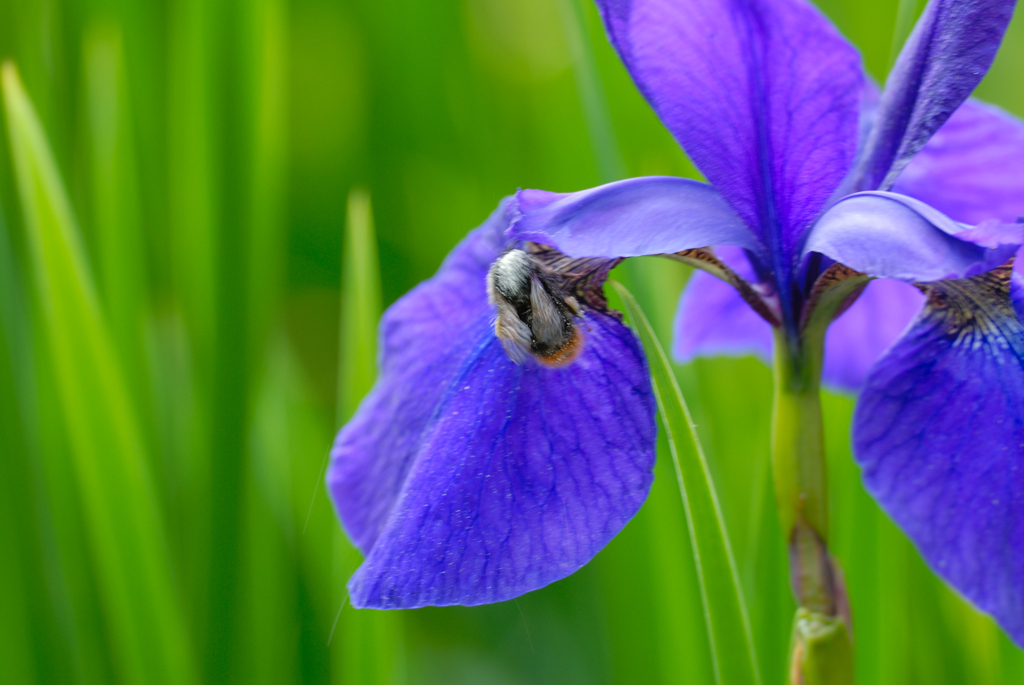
[82,25,148,378]
[2,62,195,685]
[613,279,761,685]
[333,187,404,685]
[338,186,383,425]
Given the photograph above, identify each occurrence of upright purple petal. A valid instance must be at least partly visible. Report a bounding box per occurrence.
[853,265,1024,645]
[508,177,759,259]
[822,279,924,391]
[348,311,656,608]
[893,99,1024,224]
[854,0,1017,191]
[803,192,1022,283]
[595,0,862,261]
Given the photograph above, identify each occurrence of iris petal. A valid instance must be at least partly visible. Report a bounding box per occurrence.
[803,191,1022,283]
[329,199,657,608]
[673,270,773,364]
[855,0,1017,191]
[822,279,924,391]
[328,201,510,554]
[594,0,861,262]
[347,312,655,608]
[853,265,1024,645]
[508,176,759,259]
[893,99,1024,224]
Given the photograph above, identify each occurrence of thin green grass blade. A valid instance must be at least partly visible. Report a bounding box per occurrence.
[162,0,219,668]
[167,0,217,357]
[0,317,35,684]
[0,201,113,683]
[337,187,382,426]
[887,0,923,69]
[81,26,159,511]
[612,279,761,685]
[333,187,405,685]
[235,0,294,679]
[241,339,300,685]
[556,0,625,183]
[243,0,288,369]
[82,25,147,382]
[2,62,195,685]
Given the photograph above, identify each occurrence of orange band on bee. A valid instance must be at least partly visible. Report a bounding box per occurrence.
[536,327,584,368]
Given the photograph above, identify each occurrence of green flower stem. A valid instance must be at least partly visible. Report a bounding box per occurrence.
[771,271,868,684]
[772,331,853,683]
[790,610,854,685]
[771,331,828,558]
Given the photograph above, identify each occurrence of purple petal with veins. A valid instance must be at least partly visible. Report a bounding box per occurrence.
[893,99,1024,225]
[347,312,655,608]
[854,0,1017,191]
[595,0,862,265]
[328,199,657,608]
[854,266,1024,645]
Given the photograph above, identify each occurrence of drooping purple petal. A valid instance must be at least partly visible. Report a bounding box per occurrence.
[853,265,1024,645]
[673,270,773,364]
[329,199,658,608]
[1015,272,1024,321]
[508,177,759,259]
[853,0,1017,191]
[803,191,1022,283]
[328,201,511,554]
[893,99,1024,224]
[822,279,925,391]
[594,0,862,262]
[347,310,656,608]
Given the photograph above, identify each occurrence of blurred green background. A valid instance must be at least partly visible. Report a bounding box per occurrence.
[0,0,1022,682]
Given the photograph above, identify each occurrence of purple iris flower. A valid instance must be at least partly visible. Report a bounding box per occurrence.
[328,0,1024,643]
[329,206,657,608]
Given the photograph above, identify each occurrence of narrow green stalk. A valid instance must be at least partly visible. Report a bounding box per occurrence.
[772,271,868,685]
[790,609,854,685]
[337,188,381,427]
[771,333,827,552]
[771,328,838,618]
[772,331,853,684]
